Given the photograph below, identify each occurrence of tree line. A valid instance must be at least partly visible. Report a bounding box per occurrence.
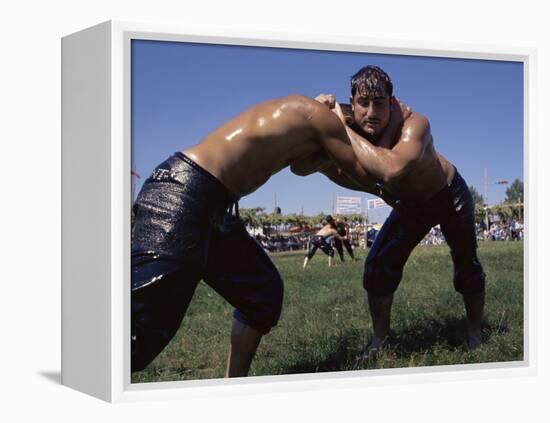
[469,178,524,223]
[239,207,366,232]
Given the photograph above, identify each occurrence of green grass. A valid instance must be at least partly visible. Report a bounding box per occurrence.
[131,241,524,383]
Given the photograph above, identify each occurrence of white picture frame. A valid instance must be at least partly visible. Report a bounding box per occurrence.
[61,20,537,403]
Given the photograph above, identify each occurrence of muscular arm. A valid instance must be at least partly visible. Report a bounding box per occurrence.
[319,164,372,192]
[320,227,344,240]
[290,149,332,176]
[345,111,432,184]
[291,149,373,192]
[309,104,380,190]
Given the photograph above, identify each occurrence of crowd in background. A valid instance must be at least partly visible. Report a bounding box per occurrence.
[420,227,445,246]
[477,220,524,241]
[254,234,310,252]
[251,218,524,254]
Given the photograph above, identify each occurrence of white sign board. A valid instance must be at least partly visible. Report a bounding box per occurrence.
[336,196,362,214]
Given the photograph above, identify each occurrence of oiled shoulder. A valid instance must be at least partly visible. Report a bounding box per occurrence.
[287,95,346,137]
[398,111,432,146]
[404,111,430,134]
[245,94,330,137]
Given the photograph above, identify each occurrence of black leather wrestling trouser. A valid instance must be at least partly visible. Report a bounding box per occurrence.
[363,169,485,297]
[131,153,283,372]
[334,238,354,261]
[307,235,334,260]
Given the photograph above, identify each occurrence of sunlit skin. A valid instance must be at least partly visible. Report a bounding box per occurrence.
[184,94,373,198]
[315,224,339,238]
[347,91,455,203]
[302,223,342,269]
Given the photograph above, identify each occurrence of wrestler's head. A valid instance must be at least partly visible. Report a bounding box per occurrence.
[350,65,393,137]
[325,215,336,228]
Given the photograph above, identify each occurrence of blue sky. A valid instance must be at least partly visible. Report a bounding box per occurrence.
[131,39,523,223]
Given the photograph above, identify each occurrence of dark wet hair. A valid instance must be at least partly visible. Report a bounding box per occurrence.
[325,215,337,228]
[351,65,393,98]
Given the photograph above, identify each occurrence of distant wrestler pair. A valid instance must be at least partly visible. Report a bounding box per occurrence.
[131,65,485,376]
[302,215,355,269]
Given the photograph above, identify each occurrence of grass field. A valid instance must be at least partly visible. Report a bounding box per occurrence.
[131,241,524,383]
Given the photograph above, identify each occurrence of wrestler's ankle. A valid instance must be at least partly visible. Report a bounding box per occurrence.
[466,326,482,349]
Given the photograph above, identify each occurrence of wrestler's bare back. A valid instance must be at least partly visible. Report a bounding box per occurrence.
[184,95,337,198]
[316,224,339,238]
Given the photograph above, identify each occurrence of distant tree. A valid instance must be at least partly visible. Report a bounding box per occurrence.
[492,204,513,223]
[474,203,486,225]
[512,203,524,222]
[505,179,524,204]
[269,212,284,226]
[469,185,484,206]
[313,212,327,225]
[240,207,266,229]
[284,213,309,229]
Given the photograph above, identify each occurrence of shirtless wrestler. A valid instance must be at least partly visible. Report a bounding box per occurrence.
[315,65,486,354]
[333,217,355,262]
[302,215,343,269]
[131,94,371,376]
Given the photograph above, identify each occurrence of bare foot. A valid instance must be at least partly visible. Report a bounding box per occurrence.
[360,336,386,360]
[467,328,482,349]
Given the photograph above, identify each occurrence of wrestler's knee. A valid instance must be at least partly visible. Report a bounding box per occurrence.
[454,263,485,295]
[363,255,403,296]
[234,272,284,334]
[452,253,486,294]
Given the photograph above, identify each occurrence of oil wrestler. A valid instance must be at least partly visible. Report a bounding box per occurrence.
[131,94,372,376]
[302,215,343,269]
[315,66,486,354]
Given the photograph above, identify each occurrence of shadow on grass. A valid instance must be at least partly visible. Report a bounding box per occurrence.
[391,316,505,354]
[281,329,364,375]
[278,318,505,374]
